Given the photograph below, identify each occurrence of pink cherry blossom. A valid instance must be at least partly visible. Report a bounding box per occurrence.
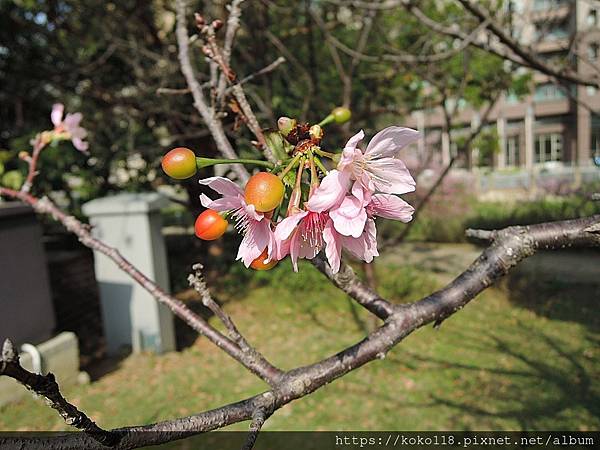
[199,177,276,267]
[339,126,418,195]
[274,208,329,271]
[367,193,414,222]
[307,126,418,213]
[323,218,379,274]
[51,103,89,153]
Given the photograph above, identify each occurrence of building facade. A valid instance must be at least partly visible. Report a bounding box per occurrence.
[405,0,600,173]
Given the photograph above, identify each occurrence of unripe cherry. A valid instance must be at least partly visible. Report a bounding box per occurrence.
[250,248,278,270]
[244,172,284,212]
[194,209,228,240]
[331,107,352,124]
[162,147,197,180]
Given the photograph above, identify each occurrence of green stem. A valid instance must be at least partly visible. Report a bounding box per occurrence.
[317,114,335,127]
[278,154,302,179]
[314,148,337,159]
[196,157,273,169]
[314,156,329,175]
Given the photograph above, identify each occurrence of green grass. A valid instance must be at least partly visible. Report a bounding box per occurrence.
[1,259,598,432]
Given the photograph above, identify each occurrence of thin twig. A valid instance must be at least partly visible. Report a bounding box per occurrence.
[21,136,47,194]
[465,228,495,240]
[311,255,395,320]
[188,263,254,353]
[240,407,271,450]
[175,0,250,182]
[217,0,245,103]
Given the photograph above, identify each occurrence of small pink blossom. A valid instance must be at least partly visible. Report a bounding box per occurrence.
[307,126,418,213]
[274,208,329,271]
[339,126,418,194]
[199,177,276,267]
[323,217,379,274]
[51,103,89,153]
[327,179,415,238]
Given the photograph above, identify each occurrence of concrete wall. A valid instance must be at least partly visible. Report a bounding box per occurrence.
[0,202,56,346]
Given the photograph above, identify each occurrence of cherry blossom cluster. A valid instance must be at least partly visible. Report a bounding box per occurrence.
[162,114,419,273]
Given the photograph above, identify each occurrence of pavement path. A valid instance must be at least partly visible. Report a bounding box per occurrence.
[380,243,600,285]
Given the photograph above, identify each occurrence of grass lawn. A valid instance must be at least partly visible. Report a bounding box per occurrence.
[1,251,598,432]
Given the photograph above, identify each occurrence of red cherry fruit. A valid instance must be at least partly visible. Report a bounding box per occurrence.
[244,172,285,212]
[161,147,197,180]
[195,209,228,240]
[250,248,278,270]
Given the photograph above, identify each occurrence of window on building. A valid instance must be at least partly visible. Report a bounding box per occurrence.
[588,43,599,61]
[534,133,563,163]
[588,9,598,27]
[535,19,570,41]
[591,114,600,162]
[534,83,567,101]
[587,85,597,96]
[505,136,520,167]
[534,0,568,10]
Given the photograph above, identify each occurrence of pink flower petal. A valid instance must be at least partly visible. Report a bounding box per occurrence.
[305,170,350,212]
[365,126,420,159]
[342,218,378,263]
[71,136,89,153]
[323,220,342,274]
[330,196,367,238]
[289,230,301,272]
[236,220,271,267]
[51,104,64,127]
[274,210,308,241]
[64,112,83,130]
[199,194,240,211]
[369,194,414,222]
[338,130,365,170]
[367,157,416,194]
[199,177,244,197]
[344,129,365,152]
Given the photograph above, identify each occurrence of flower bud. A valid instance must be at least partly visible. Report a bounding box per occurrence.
[194,13,205,27]
[212,19,224,30]
[277,117,296,136]
[309,125,323,141]
[332,107,351,124]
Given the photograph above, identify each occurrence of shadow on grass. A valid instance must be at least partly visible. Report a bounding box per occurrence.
[374,324,598,430]
[504,271,600,333]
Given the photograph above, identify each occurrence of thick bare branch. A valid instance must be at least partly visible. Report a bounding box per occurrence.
[0,339,118,446]
[2,214,598,449]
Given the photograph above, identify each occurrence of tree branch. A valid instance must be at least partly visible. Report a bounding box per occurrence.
[0,339,119,446]
[0,187,281,385]
[216,0,245,103]
[175,0,250,182]
[2,213,598,449]
[311,256,395,320]
[187,263,277,366]
[456,0,600,87]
